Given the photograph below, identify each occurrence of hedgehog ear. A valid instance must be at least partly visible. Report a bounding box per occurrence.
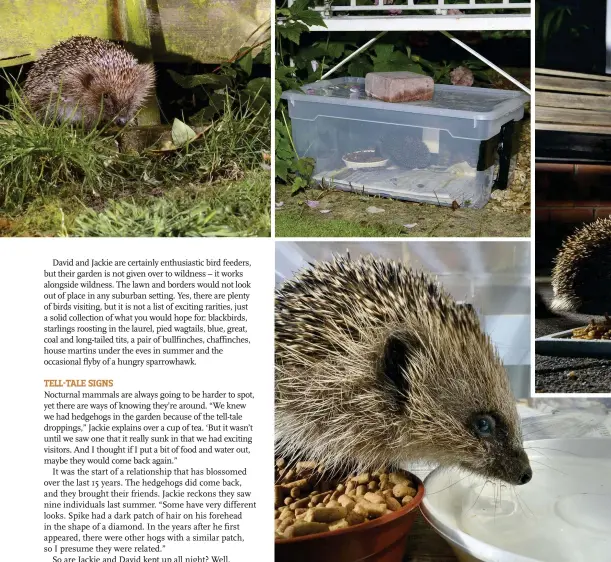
[80,72,94,90]
[380,334,411,401]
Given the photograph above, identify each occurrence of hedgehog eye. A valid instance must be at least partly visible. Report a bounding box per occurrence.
[472,414,496,438]
[102,92,111,101]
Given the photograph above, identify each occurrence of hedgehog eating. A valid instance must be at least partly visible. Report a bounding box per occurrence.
[24,36,155,129]
[275,255,532,486]
[551,217,611,314]
[379,131,433,170]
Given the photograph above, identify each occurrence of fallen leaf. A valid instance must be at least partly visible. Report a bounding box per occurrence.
[275,201,285,209]
[403,223,418,229]
[366,206,385,214]
[320,209,331,214]
[306,200,320,208]
[171,118,198,147]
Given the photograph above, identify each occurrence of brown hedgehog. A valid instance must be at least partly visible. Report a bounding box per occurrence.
[551,217,611,314]
[24,36,155,128]
[379,132,433,170]
[275,255,532,486]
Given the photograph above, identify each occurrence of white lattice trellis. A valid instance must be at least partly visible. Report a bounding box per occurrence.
[289,0,532,31]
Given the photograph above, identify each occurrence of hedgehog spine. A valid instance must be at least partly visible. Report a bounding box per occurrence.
[24,36,155,129]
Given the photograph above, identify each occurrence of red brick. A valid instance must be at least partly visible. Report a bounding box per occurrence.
[365,71,434,103]
[549,207,594,223]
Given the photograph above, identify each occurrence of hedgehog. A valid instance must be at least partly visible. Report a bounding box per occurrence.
[275,255,532,486]
[379,132,433,169]
[24,36,155,129]
[551,217,611,314]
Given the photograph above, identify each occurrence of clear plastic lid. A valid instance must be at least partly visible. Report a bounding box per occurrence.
[283,76,529,120]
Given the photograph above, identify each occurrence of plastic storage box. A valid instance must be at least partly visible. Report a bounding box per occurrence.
[282,77,529,208]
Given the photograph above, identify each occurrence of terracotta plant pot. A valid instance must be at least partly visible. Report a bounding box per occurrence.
[275,473,424,562]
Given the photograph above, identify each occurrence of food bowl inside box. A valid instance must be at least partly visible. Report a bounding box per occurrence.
[275,473,424,562]
[421,438,611,562]
[535,326,611,358]
[282,78,529,208]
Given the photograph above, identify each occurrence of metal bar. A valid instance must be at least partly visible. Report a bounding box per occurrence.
[320,31,388,80]
[311,3,531,11]
[307,14,531,32]
[441,31,531,95]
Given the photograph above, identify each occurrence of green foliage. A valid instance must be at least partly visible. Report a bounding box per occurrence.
[166,32,272,124]
[0,56,270,237]
[0,77,139,210]
[0,76,269,213]
[535,1,588,65]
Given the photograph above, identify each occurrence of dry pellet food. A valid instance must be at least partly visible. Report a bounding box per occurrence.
[274,459,418,540]
[572,314,611,340]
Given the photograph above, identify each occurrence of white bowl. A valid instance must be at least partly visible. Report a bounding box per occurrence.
[421,438,611,562]
[342,150,389,169]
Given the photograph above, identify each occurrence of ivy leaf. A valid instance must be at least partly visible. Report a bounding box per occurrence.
[348,59,374,78]
[276,66,296,83]
[246,78,271,101]
[237,50,253,76]
[293,45,325,69]
[290,0,326,27]
[295,157,315,177]
[293,10,326,27]
[291,176,308,193]
[322,42,347,59]
[403,62,425,75]
[288,0,311,13]
[374,43,395,58]
[372,50,417,73]
[278,21,308,44]
[275,158,290,181]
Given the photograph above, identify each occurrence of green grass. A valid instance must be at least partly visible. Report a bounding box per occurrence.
[0,78,270,237]
[2,169,269,237]
[276,210,404,237]
[72,169,270,237]
[275,184,530,238]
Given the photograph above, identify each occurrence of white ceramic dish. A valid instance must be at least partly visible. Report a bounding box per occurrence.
[342,150,389,169]
[535,327,611,358]
[421,438,611,562]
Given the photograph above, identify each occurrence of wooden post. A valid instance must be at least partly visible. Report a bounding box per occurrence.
[115,0,161,125]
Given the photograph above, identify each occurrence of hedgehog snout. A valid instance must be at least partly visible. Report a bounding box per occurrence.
[498,447,532,486]
[518,465,532,485]
[115,116,128,126]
